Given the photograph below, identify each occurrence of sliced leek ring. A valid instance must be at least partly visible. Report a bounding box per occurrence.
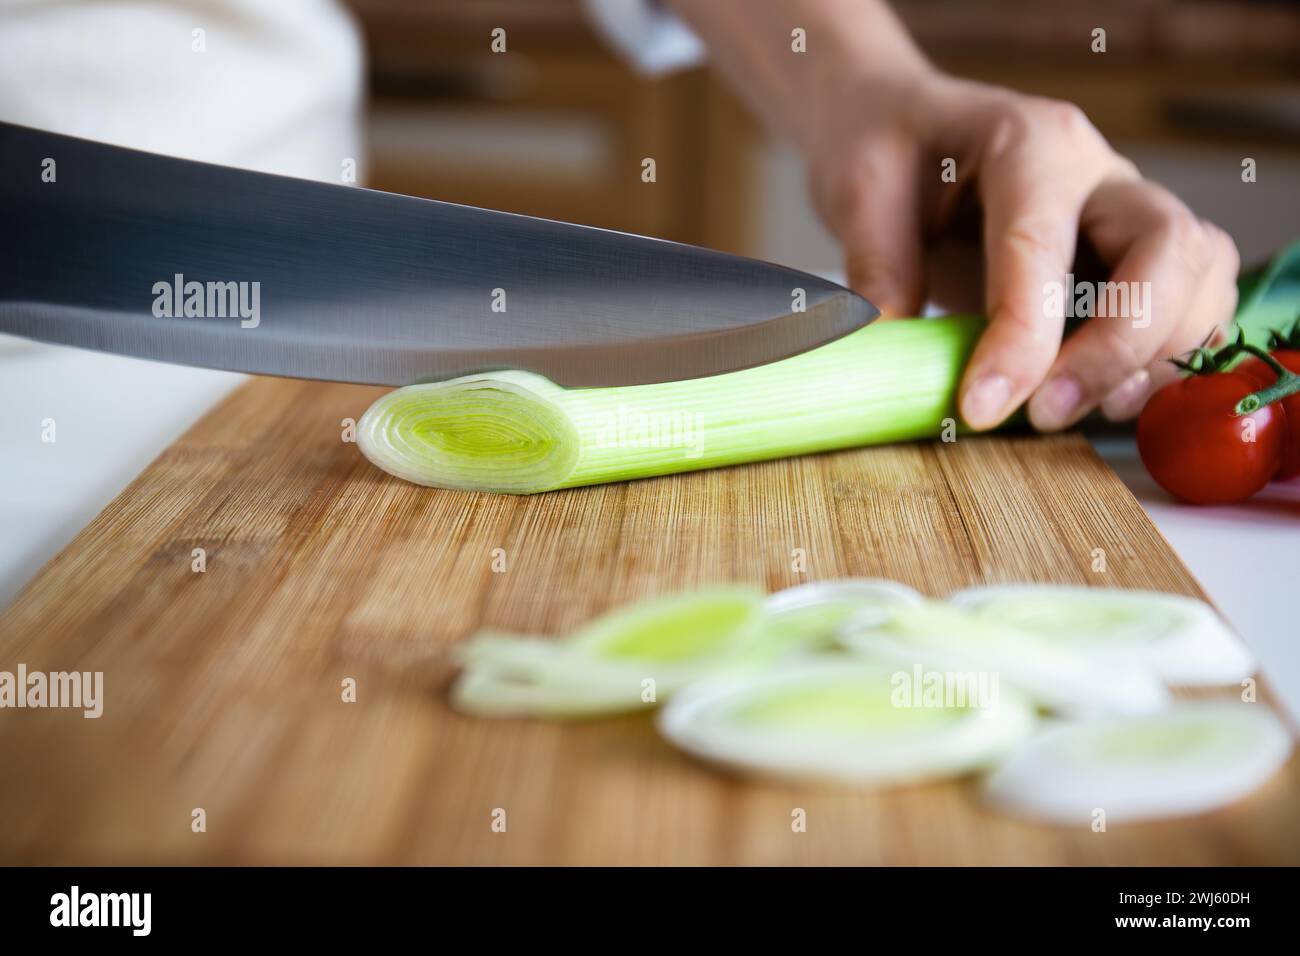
[657,660,1037,786]
[948,584,1255,687]
[983,701,1293,824]
[751,578,926,657]
[450,587,766,718]
[764,578,925,615]
[455,633,660,686]
[452,664,650,719]
[566,585,765,665]
[840,601,1171,716]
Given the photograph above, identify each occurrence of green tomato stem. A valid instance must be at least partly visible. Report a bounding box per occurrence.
[1233,344,1300,415]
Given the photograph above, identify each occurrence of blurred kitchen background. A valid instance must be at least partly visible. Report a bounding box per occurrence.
[347,0,1300,271]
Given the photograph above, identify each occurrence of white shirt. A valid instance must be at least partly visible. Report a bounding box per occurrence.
[0,0,698,179]
[0,0,365,181]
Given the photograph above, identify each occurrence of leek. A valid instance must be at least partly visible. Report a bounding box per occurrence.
[749,578,925,658]
[947,584,1254,687]
[658,661,1037,786]
[448,578,1293,820]
[983,702,1292,824]
[453,664,654,719]
[360,239,1300,494]
[359,314,982,493]
[452,580,920,718]
[839,601,1172,716]
[451,586,765,718]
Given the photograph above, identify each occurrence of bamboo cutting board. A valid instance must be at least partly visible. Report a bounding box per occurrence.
[1,376,1296,865]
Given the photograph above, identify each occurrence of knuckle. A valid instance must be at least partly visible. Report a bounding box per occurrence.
[1108,155,1141,181]
[1093,321,1149,379]
[1204,220,1241,274]
[1038,98,1095,139]
[1018,97,1105,156]
[989,298,1061,350]
[1002,218,1065,262]
[828,172,868,216]
[984,106,1032,161]
[813,166,871,230]
[820,154,891,217]
[1159,209,1215,273]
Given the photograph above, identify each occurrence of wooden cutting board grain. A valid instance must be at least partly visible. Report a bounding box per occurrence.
[1,376,1296,865]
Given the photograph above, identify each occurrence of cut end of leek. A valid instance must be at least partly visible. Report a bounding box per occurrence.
[983,702,1293,824]
[658,662,1037,786]
[358,371,579,494]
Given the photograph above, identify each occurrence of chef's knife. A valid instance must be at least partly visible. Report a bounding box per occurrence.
[0,122,876,387]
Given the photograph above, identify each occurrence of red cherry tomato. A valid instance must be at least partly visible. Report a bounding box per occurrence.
[1235,348,1300,480]
[1137,371,1284,505]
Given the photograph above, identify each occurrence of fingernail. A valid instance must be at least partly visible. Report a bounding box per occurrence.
[1030,376,1084,430]
[961,374,1014,429]
[1100,369,1152,421]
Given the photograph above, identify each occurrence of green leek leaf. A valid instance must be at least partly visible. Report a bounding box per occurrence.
[1234,239,1300,347]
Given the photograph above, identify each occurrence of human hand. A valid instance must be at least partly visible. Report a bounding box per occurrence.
[803,70,1240,431]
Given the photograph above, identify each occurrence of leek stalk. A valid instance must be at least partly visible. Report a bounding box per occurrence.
[359,314,982,494]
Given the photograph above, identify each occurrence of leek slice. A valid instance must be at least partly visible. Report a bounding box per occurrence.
[450,586,766,717]
[358,315,982,493]
[565,585,765,664]
[948,584,1254,687]
[751,578,925,657]
[452,664,653,719]
[840,601,1171,716]
[658,661,1037,785]
[983,702,1293,824]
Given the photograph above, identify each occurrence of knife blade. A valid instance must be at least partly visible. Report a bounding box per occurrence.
[0,122,876,387]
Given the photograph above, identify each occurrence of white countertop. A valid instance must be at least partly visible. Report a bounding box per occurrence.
[0,339,244,607]
[3,340,1296,721]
